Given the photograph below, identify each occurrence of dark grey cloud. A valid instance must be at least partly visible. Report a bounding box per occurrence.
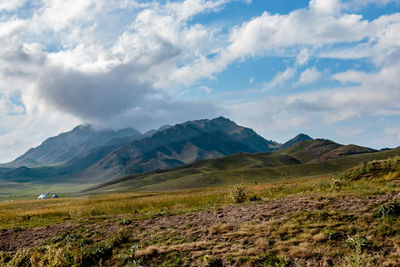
[36,60,221,131]
[37,65,153,120]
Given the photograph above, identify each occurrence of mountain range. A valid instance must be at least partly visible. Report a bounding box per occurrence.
[0,117,383,186]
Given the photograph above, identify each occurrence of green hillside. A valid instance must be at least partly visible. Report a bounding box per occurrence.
[85,140,399,193]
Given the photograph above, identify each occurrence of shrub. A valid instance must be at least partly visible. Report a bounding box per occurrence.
[0,252,11,265]
[344,236,373,266]
[201,254,223,267]
[324,229,342,241]
[330,179,341,190]
[229,184,247,203]
[374,201,400,218]
[346,236,371,251]
[249,195,261,201]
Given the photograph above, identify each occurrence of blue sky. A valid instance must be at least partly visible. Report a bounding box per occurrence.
[0,0,399,162]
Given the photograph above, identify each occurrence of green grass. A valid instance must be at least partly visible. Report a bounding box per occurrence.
[87,148,400,193]
[0,182,93,200]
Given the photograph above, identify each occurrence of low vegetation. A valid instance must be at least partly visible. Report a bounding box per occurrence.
[340,156,400,181]
[228,184,247,203]
[2,156,400,265]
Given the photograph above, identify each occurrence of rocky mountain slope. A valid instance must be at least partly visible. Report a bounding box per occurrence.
[7,125,143,167]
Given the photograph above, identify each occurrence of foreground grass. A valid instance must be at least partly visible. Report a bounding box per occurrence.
[1,157,400,265]
[1,173,394,230]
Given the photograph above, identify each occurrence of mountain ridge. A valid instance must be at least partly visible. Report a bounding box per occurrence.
[0,117,377,187]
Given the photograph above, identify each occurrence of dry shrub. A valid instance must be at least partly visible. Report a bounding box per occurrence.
[229,184,247,203]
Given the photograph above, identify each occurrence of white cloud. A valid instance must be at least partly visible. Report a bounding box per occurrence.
[226,9,369,59]
[295,67,322,86]
[200,86,213,94]
[166,0,229,21]
[0,0,27,11]
[249,77,254,86]
[309,0,342,15]
[228,60,400,133]
[296,48,312,66]
[384,127,400,142]
[263,68,296,91]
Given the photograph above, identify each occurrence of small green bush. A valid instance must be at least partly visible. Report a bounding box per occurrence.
[229,184,247,203]
[324,229,342,241]
[374,201,400,218]
[346,236,371,250]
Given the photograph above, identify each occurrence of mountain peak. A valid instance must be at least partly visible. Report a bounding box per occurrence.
[211,116,231,122]
[294,133,312,140]
[72,123,93,132]
[281,133,313,150]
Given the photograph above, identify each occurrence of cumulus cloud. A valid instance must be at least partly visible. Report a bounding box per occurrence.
[295,67,322,86]
[228,60,400,137]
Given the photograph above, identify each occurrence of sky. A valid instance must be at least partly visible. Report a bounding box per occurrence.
[0,0,400,162]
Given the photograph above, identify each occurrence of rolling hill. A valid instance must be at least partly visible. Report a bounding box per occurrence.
[85,139,397,193]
